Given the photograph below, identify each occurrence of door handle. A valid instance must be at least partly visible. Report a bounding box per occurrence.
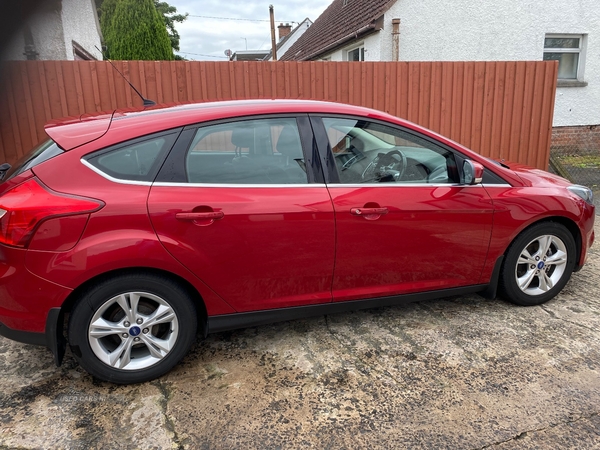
[176,211,224,221]
[351,207,388,216]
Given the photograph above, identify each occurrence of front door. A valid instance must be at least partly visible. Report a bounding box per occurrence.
[316,116,494,302]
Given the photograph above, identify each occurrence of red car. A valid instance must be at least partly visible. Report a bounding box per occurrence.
[0,100,595,384]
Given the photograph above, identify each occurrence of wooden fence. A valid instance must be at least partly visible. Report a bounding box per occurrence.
[0,60,557,169]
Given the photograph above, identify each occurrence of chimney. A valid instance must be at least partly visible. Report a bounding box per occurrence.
[278,23,292,41]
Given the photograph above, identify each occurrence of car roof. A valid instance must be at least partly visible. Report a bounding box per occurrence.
[44,99,410,151]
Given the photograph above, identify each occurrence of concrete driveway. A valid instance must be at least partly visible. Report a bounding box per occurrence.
[1,222,599,449]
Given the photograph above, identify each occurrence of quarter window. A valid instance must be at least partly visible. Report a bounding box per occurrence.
[543,34,585,80]
[323,118,459,185]
[185,118,308,184]
[85,133,177,182]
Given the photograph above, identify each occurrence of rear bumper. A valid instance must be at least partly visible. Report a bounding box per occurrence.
[0,307,65,365]
[0,245,72,332]
[0,244,71,364]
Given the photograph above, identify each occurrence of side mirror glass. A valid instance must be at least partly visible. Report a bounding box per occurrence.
[463,160,484,185]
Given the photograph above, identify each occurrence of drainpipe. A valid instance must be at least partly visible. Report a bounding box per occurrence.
[23,25,38,60]
[392,18,401,61]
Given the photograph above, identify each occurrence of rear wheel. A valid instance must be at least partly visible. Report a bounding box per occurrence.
[68,273,197,384]
[499,222,576,306]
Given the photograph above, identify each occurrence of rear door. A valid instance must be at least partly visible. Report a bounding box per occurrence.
[148,115,335,312]
[313,116,495,302]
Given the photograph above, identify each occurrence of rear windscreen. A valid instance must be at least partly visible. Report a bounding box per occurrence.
[3,139,63,182]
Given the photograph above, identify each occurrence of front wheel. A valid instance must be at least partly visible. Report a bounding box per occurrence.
[68,273,197,384]
[499,222,577,306]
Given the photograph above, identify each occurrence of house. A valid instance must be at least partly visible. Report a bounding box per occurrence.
[2,0,102,61]
[229,50,270,61]
[228,19,312,62]
[281,0,599,150]
[264,18,312,61]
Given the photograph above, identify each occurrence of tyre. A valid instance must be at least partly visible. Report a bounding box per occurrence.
[68,273,197,384]
[499,222,576,306]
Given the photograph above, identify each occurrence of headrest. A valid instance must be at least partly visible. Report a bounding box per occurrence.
[276,126,302,156]
[231,127,254,148]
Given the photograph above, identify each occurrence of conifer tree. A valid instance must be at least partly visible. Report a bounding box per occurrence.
[103,0,173,60]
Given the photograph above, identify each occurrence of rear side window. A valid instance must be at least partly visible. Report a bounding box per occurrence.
[185,118,308,184]
[4,140,63,182]
[85,131,179,182]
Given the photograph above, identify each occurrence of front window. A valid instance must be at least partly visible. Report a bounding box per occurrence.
[322,118,459,185]
[543,34,585,80]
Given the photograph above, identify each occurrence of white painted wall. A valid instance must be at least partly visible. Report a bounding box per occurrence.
[2,0,101,61]
[61,0,103,60]
[320,33,380,62]
[321,0,599,127]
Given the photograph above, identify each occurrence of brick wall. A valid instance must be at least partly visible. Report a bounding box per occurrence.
[551,125,600,155]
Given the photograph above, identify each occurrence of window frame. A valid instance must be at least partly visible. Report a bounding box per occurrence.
[543,33,587,83]
[82,129,181,184]
[345,43,365,62]
[154,114,325,186]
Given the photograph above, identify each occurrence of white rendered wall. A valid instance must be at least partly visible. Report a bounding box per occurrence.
[2,0,101,61]
[3,5,66,60]
[380,0,599,127]
[61,0,103,60]
[320,33,381,61]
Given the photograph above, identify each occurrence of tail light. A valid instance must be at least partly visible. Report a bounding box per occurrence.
[0,178,104,248]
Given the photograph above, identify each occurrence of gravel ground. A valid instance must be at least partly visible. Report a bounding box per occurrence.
[1,221,599,449]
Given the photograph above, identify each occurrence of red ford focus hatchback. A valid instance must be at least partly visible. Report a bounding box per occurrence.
[0,100,595,384]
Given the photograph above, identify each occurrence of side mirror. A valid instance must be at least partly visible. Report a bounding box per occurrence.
[463,160,484,185]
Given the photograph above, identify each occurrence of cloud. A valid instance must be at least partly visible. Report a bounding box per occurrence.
[168,0,331,59]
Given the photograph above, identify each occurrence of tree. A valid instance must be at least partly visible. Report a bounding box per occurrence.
[154,1,188,54]
[102,0,173,60]
[96,0,187,59]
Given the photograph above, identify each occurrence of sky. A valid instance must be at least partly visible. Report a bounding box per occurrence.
[166,0,331,60]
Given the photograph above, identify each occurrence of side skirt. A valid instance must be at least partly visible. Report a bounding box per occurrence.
[208,284,487,334]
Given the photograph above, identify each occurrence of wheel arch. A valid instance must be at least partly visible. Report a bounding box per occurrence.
[482,215,582,300]
[52,267,208,365]
[508,216,582,268]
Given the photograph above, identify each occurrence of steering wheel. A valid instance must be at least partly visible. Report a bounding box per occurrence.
[361,149,407,182]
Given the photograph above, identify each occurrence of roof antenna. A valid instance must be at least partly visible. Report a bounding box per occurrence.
[95,46,156,107]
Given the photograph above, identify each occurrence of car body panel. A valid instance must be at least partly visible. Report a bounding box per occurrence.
[28,160,236,316]
[0,245,72,332]
[148,185,336,311]
[327,185,495,301]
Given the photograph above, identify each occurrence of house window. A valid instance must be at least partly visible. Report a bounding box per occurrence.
[346,44,364,62]
[543,34,585,80]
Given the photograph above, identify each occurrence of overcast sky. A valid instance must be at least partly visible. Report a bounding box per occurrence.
[167,0,331,60]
